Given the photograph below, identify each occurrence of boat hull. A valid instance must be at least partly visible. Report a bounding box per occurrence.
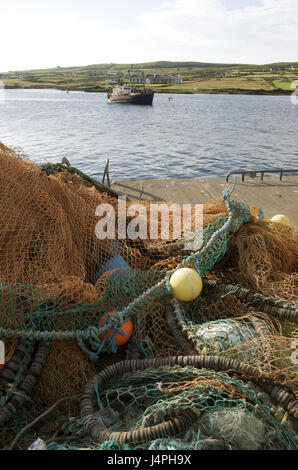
[108,92,154,105]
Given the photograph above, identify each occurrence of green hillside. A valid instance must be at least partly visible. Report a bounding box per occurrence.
[1,61,297,94]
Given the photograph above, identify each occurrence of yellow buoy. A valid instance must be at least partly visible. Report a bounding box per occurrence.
[170,268,203,302]
[271,214,291,226]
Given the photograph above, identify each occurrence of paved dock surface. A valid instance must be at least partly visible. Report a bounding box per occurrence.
[112,176,298,227]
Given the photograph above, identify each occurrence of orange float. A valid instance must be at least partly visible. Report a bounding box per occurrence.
[99,310,133,347]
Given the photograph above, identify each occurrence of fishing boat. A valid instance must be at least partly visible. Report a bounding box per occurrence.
[107,85,154,105]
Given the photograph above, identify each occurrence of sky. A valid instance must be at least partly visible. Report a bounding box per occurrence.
[1,0,297,72]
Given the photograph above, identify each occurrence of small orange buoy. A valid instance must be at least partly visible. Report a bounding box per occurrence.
[99,311,133,347]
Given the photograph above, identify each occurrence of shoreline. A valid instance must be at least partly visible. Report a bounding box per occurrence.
[3,85,293,96]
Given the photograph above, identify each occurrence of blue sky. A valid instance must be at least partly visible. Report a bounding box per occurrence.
[1,0,297,71]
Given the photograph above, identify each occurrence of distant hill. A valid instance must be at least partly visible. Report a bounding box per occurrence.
[2,60,298,74]
[1,61,297,95]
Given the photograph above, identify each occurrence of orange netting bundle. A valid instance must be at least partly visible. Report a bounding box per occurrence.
[219,221,298,301]
[0,142,258,331]
[0,141,297,405]
[34,340,96,405]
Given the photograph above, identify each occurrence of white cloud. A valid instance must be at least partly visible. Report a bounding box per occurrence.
[1,0,297,71]
[129,0,298,64]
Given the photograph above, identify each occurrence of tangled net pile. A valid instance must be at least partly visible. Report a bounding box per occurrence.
[0,142,297,450]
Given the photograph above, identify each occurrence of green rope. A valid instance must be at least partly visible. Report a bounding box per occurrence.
[114,188,238,326]
[0,187,253,357]
[40,162,120,199]
[220,285,242,299]
[101,441,133,450]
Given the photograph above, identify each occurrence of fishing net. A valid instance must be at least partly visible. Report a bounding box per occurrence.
[0,142,261,347]
[0,340,48,435]
[34,340,96,406]
[217,221,298,301]
[0,396,80,450]
[0,142,297,450]
[77,359,297,450]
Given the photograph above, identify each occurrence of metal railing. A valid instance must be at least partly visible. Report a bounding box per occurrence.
[226,168,298,182]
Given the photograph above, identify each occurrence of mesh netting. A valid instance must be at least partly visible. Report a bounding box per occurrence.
[216,220,298,301]
[77,363,297,450]
[34,340,96,405]
[0,142,297,450]
[0,142,259,344]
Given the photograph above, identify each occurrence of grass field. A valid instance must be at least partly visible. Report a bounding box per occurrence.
[160,77,274,93]
[272,79,294,90]
[1,61,297,94]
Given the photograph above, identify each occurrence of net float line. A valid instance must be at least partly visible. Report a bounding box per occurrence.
[202,279,298,322]
[0,341,49,426]
[81,355,298,444]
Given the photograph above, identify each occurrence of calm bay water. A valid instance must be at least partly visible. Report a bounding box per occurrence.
[0,88,297,181]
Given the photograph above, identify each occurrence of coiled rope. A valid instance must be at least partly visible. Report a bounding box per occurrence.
[0,341,49,426]
[81,355,298,445]
[203,279,298,322]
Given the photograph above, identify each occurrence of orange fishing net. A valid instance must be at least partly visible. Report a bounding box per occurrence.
[219,221,298,301]
[0,142,260,303]
[0,142,297,408]
[34,340,96,405]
